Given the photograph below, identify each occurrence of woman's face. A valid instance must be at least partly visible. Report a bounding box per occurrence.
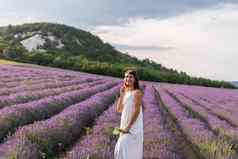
[124,72,135,88]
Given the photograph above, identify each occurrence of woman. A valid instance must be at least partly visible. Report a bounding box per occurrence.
[114,69,144,159]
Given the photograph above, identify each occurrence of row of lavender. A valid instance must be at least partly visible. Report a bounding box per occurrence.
[0,76,99,96]
[0,65,92,89]
[0,64,80,78]
[0,63,106,81]
[167,84,238,127]
[0,65,182,158]
[1,64,237,158]
[160,84,238,142]
[0,63,211,159]
[0,78,101,107]
[0,65,111,111]
[0,66,78,80]
[0,80,116,142]
[59,85,188,159]
[0,65,119,142]
[0,65,129,159]
[155,84,237,159]
[0,80,121,158]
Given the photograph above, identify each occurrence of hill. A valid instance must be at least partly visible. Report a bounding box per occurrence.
[231,81,238,88]
[0,22,235,89]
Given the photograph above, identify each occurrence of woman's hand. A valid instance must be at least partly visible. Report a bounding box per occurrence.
[119,128,131,134]
[120,83,126,96]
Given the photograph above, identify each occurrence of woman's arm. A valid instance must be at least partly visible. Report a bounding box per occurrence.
[116,84,126,113]
[116,93,125,113]
[124,90,143,132]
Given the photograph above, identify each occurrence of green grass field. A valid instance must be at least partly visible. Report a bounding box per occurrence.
[0,59,18,64]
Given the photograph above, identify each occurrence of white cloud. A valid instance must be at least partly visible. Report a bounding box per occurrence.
[93,2,238,81]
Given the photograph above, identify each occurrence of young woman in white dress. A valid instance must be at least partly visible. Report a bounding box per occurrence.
[114,69,144,159]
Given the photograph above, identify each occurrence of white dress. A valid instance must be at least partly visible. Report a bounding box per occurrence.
[114,90,144,159]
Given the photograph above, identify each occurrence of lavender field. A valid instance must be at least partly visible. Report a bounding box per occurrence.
[0,64,237,159]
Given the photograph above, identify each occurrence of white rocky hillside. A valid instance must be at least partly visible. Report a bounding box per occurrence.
[16,31,64,52]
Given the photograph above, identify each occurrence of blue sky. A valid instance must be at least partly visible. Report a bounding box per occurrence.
[0,0,237,81]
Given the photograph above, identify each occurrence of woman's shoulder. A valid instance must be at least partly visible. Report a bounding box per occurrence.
[134,89,143,97]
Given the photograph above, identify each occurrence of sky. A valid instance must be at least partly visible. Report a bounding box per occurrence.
[0,0,237,81]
